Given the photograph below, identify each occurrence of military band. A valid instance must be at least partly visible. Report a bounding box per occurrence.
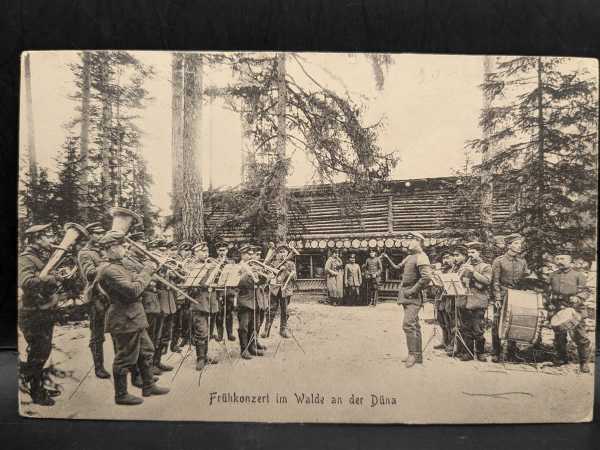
[18,208,595,407]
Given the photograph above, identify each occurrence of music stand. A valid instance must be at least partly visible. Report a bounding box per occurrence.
[433,272,473,359]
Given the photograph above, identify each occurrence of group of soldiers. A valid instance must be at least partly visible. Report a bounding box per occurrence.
[392,232,593,372]
[18,220,297,407]
[323,248,393,306]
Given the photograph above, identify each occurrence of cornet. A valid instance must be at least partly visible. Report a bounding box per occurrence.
[247,259,281,277]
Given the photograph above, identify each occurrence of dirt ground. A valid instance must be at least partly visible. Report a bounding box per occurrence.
[19,301,594,424]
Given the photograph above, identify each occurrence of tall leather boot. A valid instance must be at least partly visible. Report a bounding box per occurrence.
[226,311,235,341]
[279,299,291,339]
[215,313,224,342]
[30,374,55,406]
[249,332,264,356]
[130,365,143,388]
[114,370,143,405]
[155,345,173,372]
[261,316,274,338]
[578,343,590,373]
[140,362,170,397]
[195,342,207,371]
[404,334,417,368]
[476,338,487,362]
[93,343,111,379]
[239,330,252,360]
[256,311,267,350]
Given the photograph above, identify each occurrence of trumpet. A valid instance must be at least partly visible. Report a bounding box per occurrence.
[247,259,281,277]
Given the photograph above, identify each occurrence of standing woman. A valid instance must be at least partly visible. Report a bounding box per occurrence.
[324,249,344,305]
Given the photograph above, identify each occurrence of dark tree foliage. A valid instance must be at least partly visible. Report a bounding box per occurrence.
[466,57,598,271]
[202,53,398,242]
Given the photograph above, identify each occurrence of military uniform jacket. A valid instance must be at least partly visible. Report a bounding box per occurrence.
[188,258,220,314]
[397,251,432,306]
[344,263,362,287]
[18,245,58,311]
[363,257,383,283]
[491,253,529,302]
[237,271,257,310]
[461,260,492,309]
[122,256,161,315]
[99,259,153,334]
[548,268,590,315]
[78,243,108,309]
[269,260,297,297]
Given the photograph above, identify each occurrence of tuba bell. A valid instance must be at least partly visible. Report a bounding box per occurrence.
[109,206,142,234]
[40,223,89,278]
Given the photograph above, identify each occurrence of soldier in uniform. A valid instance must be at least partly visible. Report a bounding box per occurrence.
[491,233,530,363]
[363,249,383,307]
[456,242,492,362]
[152,240,179,370]
[236,244,259,359]
[344,254,362,306]
[249,244,270,354]
[18,223,60,406]
[174,242,193,349]
[212,242,236,342]
[122,233,169,385]
[324,249,344,305]
[97,230,169,405]
[187,241,221,371]
[386,232,432,368]
[547,254,591,373]
[433,250,455,352]
[77,222,111,379]
[264,244,297,339]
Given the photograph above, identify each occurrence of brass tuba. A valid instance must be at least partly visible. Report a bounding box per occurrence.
[40,223,89,278]
[109,206,142,234]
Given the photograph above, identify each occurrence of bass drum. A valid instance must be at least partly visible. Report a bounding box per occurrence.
[499,289,545,344]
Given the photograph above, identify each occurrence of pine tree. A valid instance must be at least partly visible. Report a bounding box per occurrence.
[208,53,397,243]
[53,136,85,225]
[468,56,598,271]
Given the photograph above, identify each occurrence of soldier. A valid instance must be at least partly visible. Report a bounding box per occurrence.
[324,249,344,305]
[237,244,260,360]
[212,241,236,342]
[188,241,220,371]
[386,232,432,368]
[363,249,383,307]
[344,254,362,306]
[491,233,530,363]
[18,223,60,406]
[250,244,270,354]
[174,242,193,349]
[264,244,297,339]
[96,230,169,405]
[433,250,455,352]
[122,233,168,385]
[77,222,111,379]
[547,254,591,373]
[456,242,492,362]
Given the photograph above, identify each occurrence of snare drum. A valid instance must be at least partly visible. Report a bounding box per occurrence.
[550,307,582,332]
[499,289,545,344]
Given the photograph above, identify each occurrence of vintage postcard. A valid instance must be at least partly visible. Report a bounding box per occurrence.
[17,51,597,423]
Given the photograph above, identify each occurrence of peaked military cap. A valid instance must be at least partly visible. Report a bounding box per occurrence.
[99,230,126,247]
[409,231,426,242]
[179,241,192,251]
[85,222,106,234]
[239,243,254,254]
[440,249,453,258]
[452,245,469,256]
[191,241,208,252]
[215,240,229,250]
[25,223,52,235]
[128,231,145,241]
[465,241,484,251]
[504,233,524,244]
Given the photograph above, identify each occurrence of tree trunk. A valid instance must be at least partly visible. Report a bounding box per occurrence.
[180,54,205,242]
[79,52,91,221]
[535,56,545,268]
[23,53,38,195]
[98,60,115,207]
[480,56,495,245]
[171,52,184,238]
[274,53,288,243]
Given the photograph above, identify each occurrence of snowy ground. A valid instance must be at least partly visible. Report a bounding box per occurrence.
[19,302,594,423]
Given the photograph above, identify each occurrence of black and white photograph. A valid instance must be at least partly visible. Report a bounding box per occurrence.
[17,51,598,423]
